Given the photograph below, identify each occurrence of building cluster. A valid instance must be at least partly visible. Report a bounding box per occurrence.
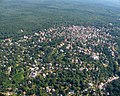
[0,25,119,95]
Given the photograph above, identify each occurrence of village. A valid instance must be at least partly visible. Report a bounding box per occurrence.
[0,25,119,95]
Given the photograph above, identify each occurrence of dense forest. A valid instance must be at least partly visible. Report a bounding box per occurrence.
[0,0,120,96]
[0,0,120,39]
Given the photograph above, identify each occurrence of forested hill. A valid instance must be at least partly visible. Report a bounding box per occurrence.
[0,0,120,39]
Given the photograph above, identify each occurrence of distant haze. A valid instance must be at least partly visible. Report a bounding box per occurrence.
[65,0,120,9]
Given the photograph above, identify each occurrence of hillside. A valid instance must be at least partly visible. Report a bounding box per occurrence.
[0,0,120,39]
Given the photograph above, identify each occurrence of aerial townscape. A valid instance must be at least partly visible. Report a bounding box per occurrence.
[0,0,120,96]
[0,25,120,95]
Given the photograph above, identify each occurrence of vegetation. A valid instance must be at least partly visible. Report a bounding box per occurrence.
[0,0,120,39]
[0,0,120,96]
[105,78,120,96]
[0,25,119,95]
